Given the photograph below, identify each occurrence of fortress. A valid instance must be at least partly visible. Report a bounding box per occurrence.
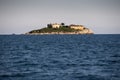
[26,23,94,34]
[49,23,85,31]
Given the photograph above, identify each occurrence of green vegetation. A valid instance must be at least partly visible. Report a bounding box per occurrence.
[29,27,80,33]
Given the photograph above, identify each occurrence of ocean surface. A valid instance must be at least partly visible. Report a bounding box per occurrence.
[0,34,120,80]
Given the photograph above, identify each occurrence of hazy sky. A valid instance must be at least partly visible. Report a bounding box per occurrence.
[0,0,120,34]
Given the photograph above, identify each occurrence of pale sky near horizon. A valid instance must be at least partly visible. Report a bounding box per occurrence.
[0,0,120,34]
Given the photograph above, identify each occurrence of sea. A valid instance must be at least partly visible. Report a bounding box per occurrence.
[0,34,120,80]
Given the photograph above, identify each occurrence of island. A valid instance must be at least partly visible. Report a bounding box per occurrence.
[26,23,94,35]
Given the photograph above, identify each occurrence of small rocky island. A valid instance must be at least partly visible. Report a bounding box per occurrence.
[26,23,94,35]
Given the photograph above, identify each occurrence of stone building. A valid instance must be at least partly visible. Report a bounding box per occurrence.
[69,24,85,30]
[51,23,61,28]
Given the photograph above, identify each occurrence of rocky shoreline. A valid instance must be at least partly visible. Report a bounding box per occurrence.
[26,29,93,35]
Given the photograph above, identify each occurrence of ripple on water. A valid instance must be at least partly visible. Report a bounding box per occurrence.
[0,35,120,80]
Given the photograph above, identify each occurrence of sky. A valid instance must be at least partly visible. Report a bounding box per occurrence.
[0,0,120,34]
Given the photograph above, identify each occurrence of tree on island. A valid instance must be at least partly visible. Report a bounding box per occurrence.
[60,23,68,28]
[47,24,52,28]
[61,23,65,26]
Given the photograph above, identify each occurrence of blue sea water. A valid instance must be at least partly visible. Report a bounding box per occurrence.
[0,34,120,80]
